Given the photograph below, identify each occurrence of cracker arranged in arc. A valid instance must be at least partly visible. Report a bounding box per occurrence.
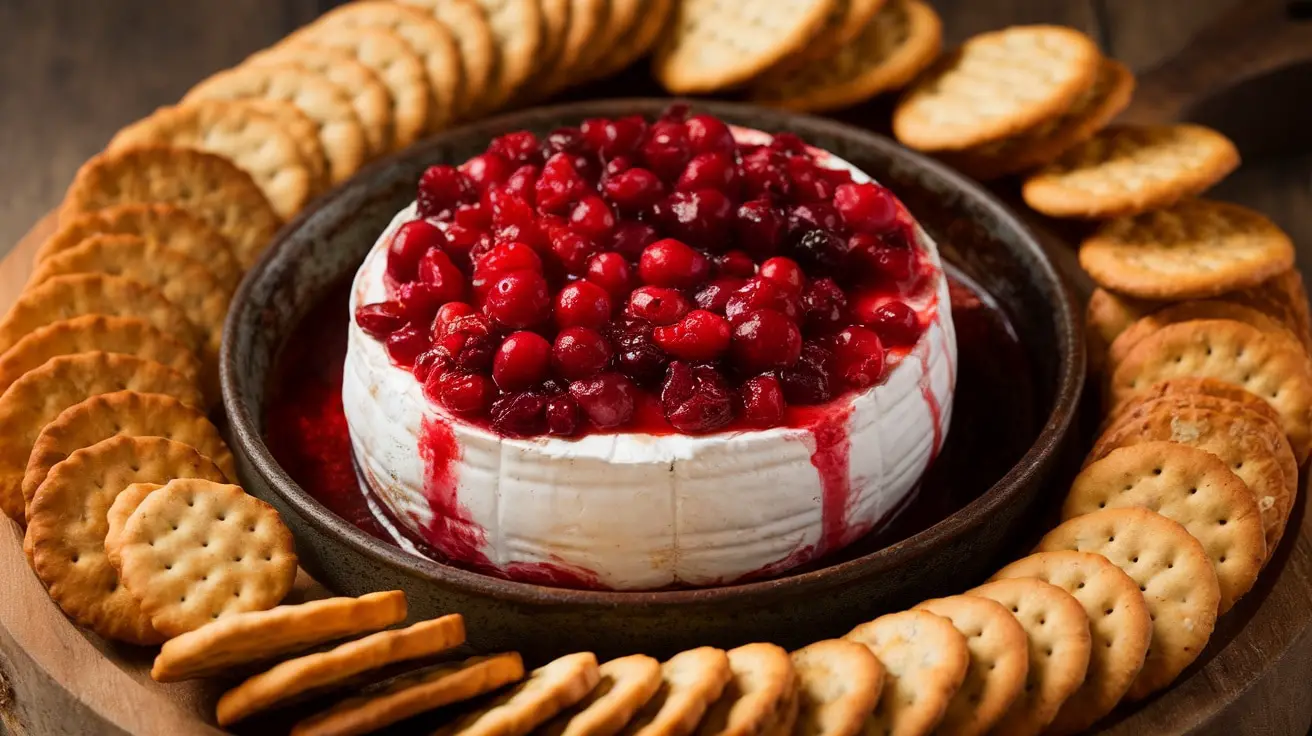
[750,0,943,114]
[1079,199,1295,299]
[965,578,1092,736]
[1105,300,1301,377]
[790,639,883,736]
[110,479,297,638]
[989,551,1151,736]
[466,0,545,112]
[946,57,1135,181]
[1067,441,1265,612]
[0,353,203,521]
[23,437,227,644]
[697,643,796,736]
[291,652,526,736]
[60,146,281,268]
[0,315,200,397]
[153,590,409,683]
[588,0,645,70]
[540,654,663,736]
[1107,376,1282,430]
[107,99,312,219]
[780,0,852,66]
[542,0,607,94]
[246,99,333,194]
[619,647,733,736]
[217,613,467,725]
[1109,317,1312,463]
[104,482,162,569]
[845,609,969,736]
[23,389,234,512]
[526,0,573,95]
[398,0,497,119]
[185,63,367,187]
[912,595,1029,736]
[590,0,675,83]
[33,203,242,291]
[433,651,601,736]
[892,25,1101,152]
[1035,507,1220,700]
[1022,125,1240,219]
[653,0,838,94]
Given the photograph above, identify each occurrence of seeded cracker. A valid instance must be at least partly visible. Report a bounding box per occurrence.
[790,639,883,736]
[433,651,601,736]
[846,609,969,736]
[697,643,796,736]
[619,647,733,736]
[540,654,663,736]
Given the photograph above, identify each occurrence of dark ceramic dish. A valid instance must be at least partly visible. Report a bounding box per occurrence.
[222,99,1085,662]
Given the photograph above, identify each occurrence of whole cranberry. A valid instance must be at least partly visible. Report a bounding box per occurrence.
[431,371,496,416]
[536,153,589,214]
[716,250,756,279]
[787,157,834,202]
[800,278,849,333]
[832,326,886,389]
[788,203,845,236]
[603,167,666,214]
[548,228,598,275]
[770,132,809,156]
[608,221,660,260]
[491,391,548,437]
[834,182,898,234]
[581,116,647,159]
[609,316,670,385]
[433,302,476,337]
[724,279,800,324]
[585,252,633,298]
[569,196,617,240]
[418,248,467,303]
[866,300,922,346]
[475,241,543,277]
[453,202,491,231]
[733,200,786,258]
[684,114,735,156]
[432,314,495,372]
[659,103,691,123]
[660,362,734,433]
[654,189,733,250]
[740,147,791,200]
[544,126,587,155]
[503,164,541,203]
[484,270,551,328]
[355,301,406,339]
[676,152,738,194]
[626,286,691,325]
[731,309,803,373]
[850,231,920,287]
[569,372,637,428]
[488,190,537,235]
[653,309,731,361]
[385,324,430,368]
[789,229,847,275]
[460,153,512,192]
[552,326,613,381]
[739,374,786,428]
[694,277,748,314]
[639,238,711,289]
[545,394,583,436]
[444,224,492,268]
[779,342,836,404]
[417,165,473,220]
[394,281,446,324]
[555,280,613,329]
[412,348,449,383]
[641,120,692,181]
[387,219,446,283]
[758,257,804,295]
[487,131,543,166]
[492,331,551,390]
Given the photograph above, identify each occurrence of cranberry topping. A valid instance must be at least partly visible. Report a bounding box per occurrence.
[626,286,690,325]
[488,131,544,167]
[758,257,804,295]
[739,374,786,428]
[677,152,738,194]
[545,394,583,436]
[536,153,590,214]
[641,120,692,181]
[569,372,637,428]
[484,270,551,328]
[653,309,731,361]
[493,331,551,390]
[552,326,613,381]
[460,153,512,192]
[866,300,922,346]
[660,362,733,433]
[639,238,711,289]
[430,371,496,416]
[387,220,445,283]
[417,165,473,220]
[418,249,466,304]
[585,252,633,298]
[716,250,756,279]
[554,280,612,329]
[833,326,886,389]
[684,114,736,156]
[355,302,407,339]
[835,182,898,233]
[604,168,665,214]
[491,391,547,436]
[653,189,733,249]
[731,309,803,373]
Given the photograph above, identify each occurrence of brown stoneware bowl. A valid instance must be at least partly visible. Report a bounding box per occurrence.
[222,99,1085,663]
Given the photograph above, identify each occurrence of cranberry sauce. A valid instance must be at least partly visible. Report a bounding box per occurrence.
[264,268,1037,581]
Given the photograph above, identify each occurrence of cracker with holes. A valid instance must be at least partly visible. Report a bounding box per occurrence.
[790,639,883,736]
[1106,376,1281,430]
[24,390,234,511]
[697,643,796,736]
[24,437,226,643]
[108,478,297,638]
[653,0,838,94]
[33,204,242,290]
[619,647,733,736]
[911,595,1029,736]
[153,590,409,682]
[1035,507,1220,700]
[108,100,313,219]
[1022,125,1240,218]
[218,613,467,725]
[245,99,332,193]
[1109,318,1312,463]
[751,0,942,114]
[1106,301,1302,378]
[0,315,201,396]
[892,25,1101,152]
[432,651,601,736]
[104,482,161,569]
[462,0,545,111]
[946,58,1135,180]
[540,654,663,736]
[60,146,281,268]
[590,0,674,83]
[846,609,969,736]
[965,578,1091,736]
[292,652,526,736]
[1079,200,1294,299]
[0,353,202,521]
[397,0,497,118]
[989,551,1151,736]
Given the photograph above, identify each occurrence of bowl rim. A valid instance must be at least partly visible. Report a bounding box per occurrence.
[222,98,1087,607]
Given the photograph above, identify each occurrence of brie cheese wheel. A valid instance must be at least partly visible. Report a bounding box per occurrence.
[343,138,957,590]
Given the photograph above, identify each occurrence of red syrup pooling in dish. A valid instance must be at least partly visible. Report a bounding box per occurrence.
[264,267,1036,588]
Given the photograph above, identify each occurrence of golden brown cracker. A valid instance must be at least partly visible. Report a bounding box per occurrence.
[1106,300,1302,377]
[434,651,602,736]
[247,99,333,195]
[790,639,883,736]
[697,644,795,736]
[468,0,545,111]
[543,0,607,93]
[846,609,969,736]
[590,0,674,82]
[620,647,733,736]
[541,654,663,736]
[1107,376,1282,430]
[104,482,161,569]
[398,0,498,119]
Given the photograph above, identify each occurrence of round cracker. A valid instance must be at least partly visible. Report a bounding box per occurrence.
[432,651,601,736]
[23,389,234,510]
[24,436,227,643]
[60,145,281,268]
[790,639,883,736]
[1035,507,1220,700]
[846,609,969,736]
[104,482,162,570]
[107,99,312,219]
[620,647,733,736]
[1023,125,1240,219]
[1108,376,1282,430]
[468,0,545,112]
[697,644,795,736]
[237,99,332,196]
[1067,441,1265,613]
[398,0,499,119]
[541,654,663,736]
[751,0,943,114]
[1106,300,1304,377]
[33,204,241,291]
[892,25,1101,152]
[525,0,574,96]
[543,0,607,94]
[989,551,1151,736]
[653,0,838,94]
[912,595,1030,736]
[590,0,674,82]
[965,578,1091,736]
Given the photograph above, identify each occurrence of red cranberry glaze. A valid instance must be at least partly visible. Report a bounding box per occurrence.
[358,108,938,437]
